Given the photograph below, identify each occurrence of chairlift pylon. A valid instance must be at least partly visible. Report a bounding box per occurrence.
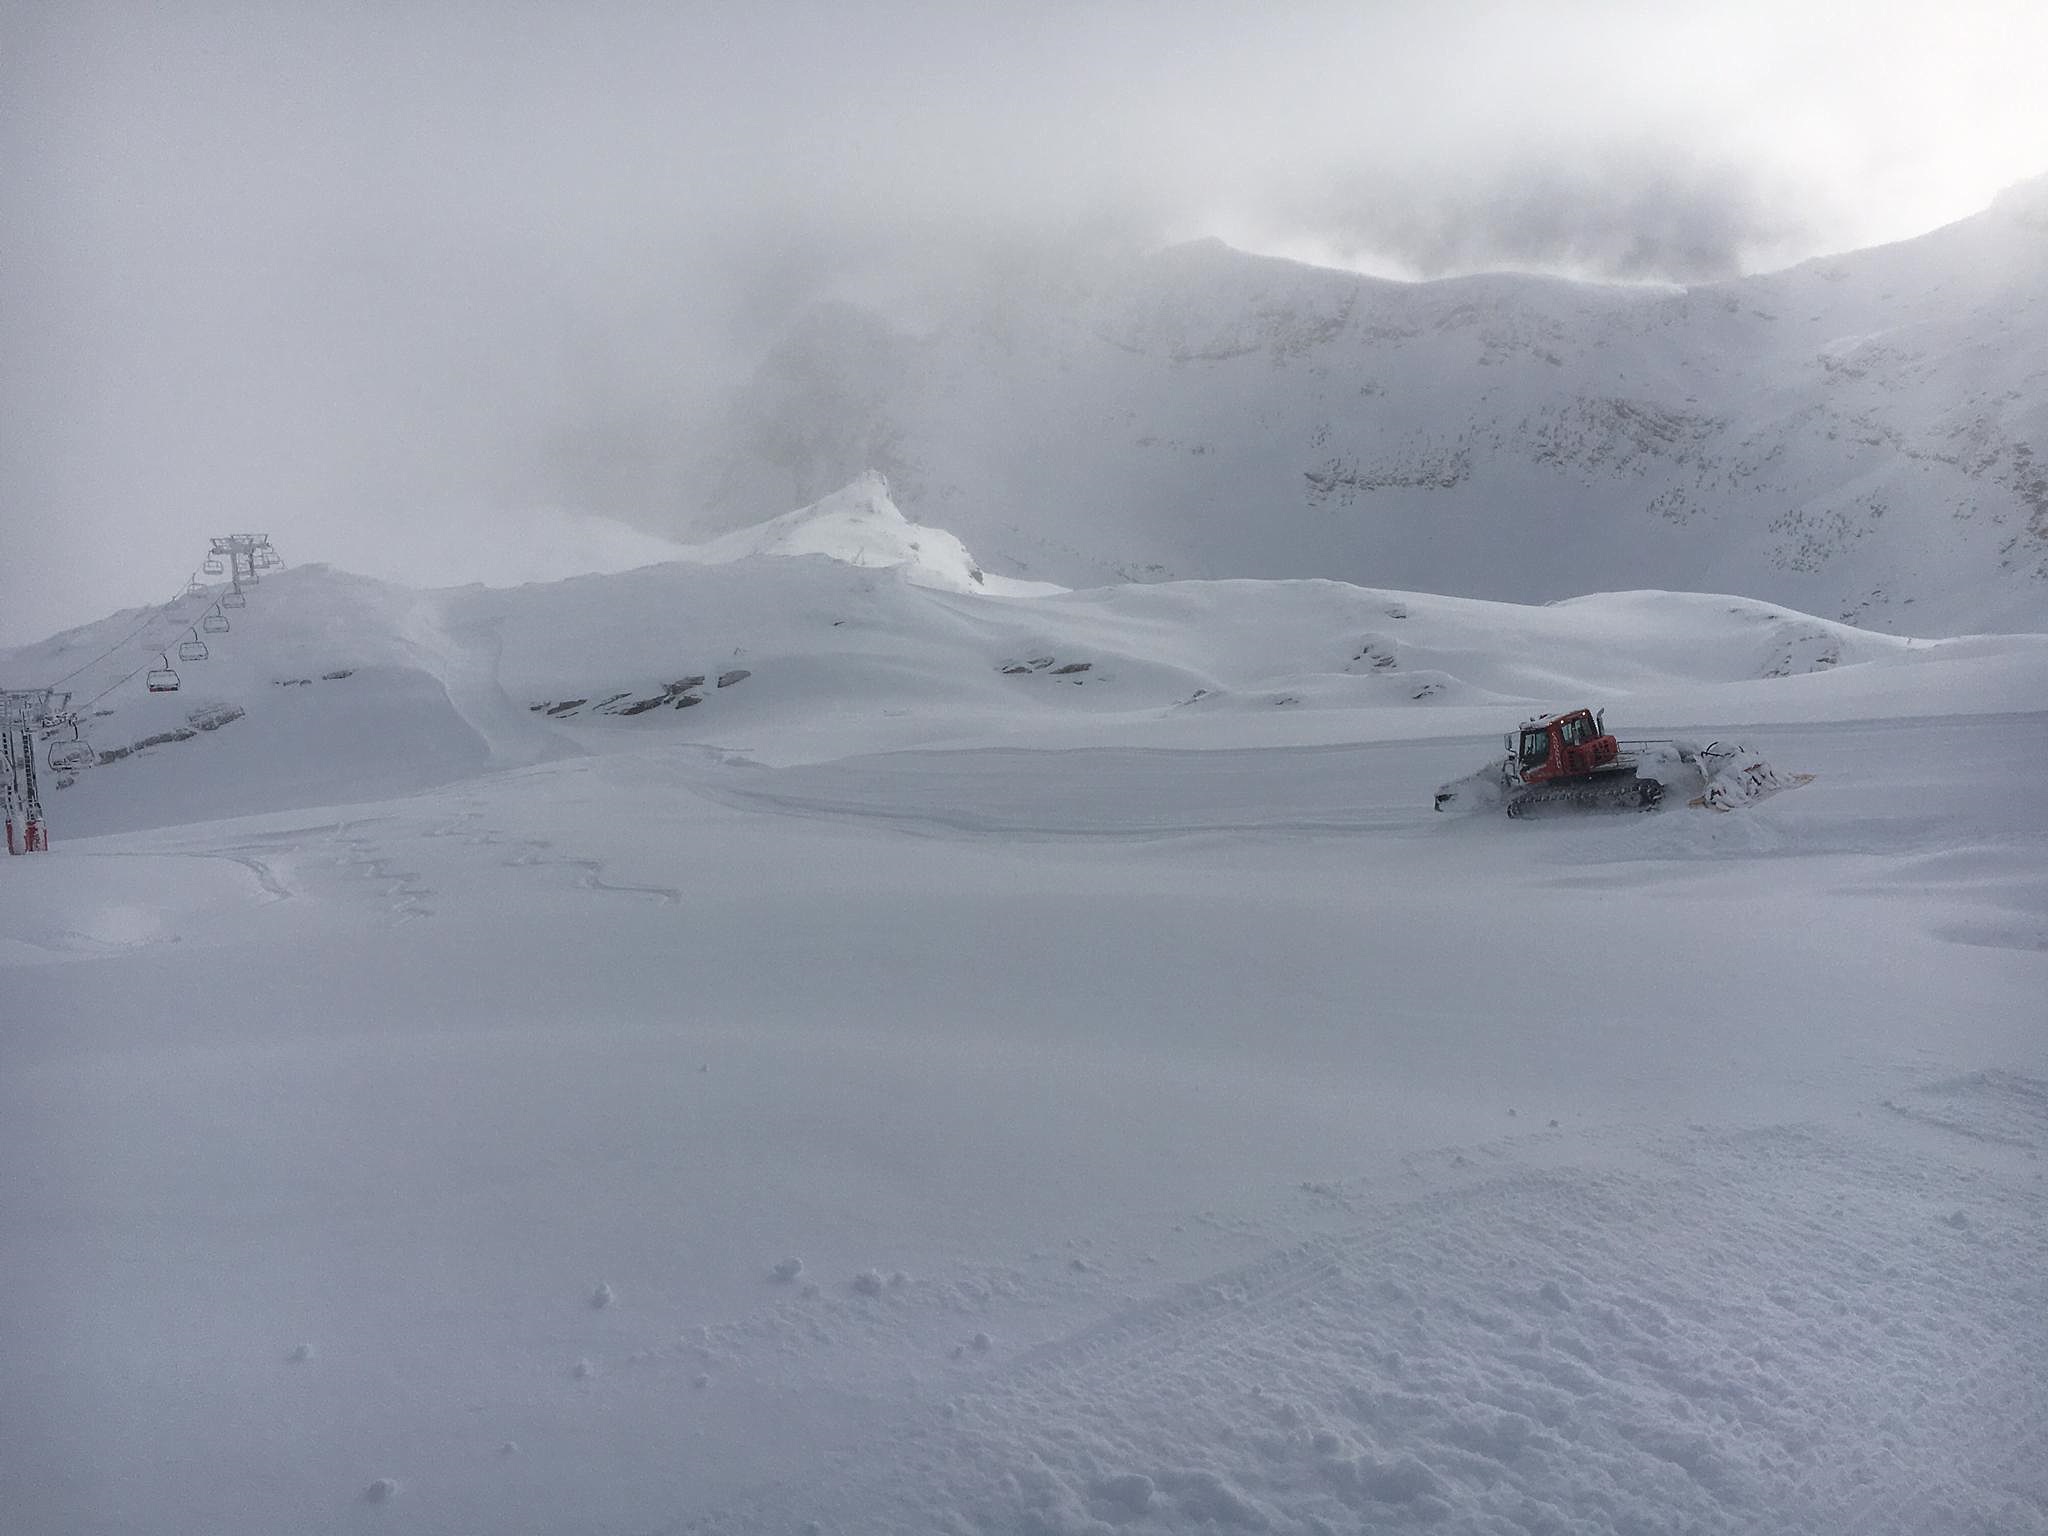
[146,653,181,693]
[178,629,209,663]
[203,557,225,576]
[203,608,229,634]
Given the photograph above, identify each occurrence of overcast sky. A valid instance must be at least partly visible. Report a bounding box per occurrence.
[4,0,2046,642]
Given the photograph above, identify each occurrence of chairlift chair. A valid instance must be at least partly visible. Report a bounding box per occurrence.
[203,557,225,575]
[47,721,93,773]
[186,579,209,596]
[178,630,209,663]
[221,590,247,609]
[202,609,229,634]
[146,653,181,692]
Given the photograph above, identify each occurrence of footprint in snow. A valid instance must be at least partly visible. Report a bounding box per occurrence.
[948,1331,995,1361]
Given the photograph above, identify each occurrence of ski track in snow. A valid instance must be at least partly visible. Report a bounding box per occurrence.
[323,818,437,920]
[153,847,297,903]
[428,802,685,905]
[0,845,292,958]
[1883,1069,2048,1151]
[208,801,690,919]
[506,843,684,906]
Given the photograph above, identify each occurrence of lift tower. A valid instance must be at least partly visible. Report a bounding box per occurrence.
[208,535,278,600]
[1,687,59,853]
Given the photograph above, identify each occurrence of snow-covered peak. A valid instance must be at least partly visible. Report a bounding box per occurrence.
[685,473,1059,596]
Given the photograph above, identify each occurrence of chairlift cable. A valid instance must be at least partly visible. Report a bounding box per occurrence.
[47,573,206,689]
[82,659,152,708]
[37,544,270,712]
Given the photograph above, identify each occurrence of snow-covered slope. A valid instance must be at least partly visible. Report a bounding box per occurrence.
[690,176,2048,634]
[4,523,2045,1535]
[10,505,2044,840]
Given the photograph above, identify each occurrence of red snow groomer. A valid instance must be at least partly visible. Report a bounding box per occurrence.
[1432,707,1813,818]
[1493,707,1662,817]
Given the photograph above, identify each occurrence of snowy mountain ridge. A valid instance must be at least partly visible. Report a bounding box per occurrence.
[688,180,2048,634]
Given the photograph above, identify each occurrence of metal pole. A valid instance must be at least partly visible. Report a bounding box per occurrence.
[2,727,18,855]
[21,727,44,851]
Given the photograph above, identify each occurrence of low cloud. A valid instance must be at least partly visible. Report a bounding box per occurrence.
[1282,149,1822,283]
[2,1,2044,640]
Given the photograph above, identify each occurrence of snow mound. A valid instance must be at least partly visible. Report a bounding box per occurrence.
[687,473,1059,597]
[1688,741,1818,811]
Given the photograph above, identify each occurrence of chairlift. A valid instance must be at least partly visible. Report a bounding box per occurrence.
[203,557,225,575]
[178,629,209,663]
[221,590,247,609]
[243,569,260,585]
[47,720,93,773]
[202,608,229,634]
[146,653,181,692]
[185,578,209,597]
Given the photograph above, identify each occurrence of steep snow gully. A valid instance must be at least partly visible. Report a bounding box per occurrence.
[3,497,2045,1535]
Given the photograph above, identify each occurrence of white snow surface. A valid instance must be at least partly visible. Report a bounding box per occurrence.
[3,526,2045,1535]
